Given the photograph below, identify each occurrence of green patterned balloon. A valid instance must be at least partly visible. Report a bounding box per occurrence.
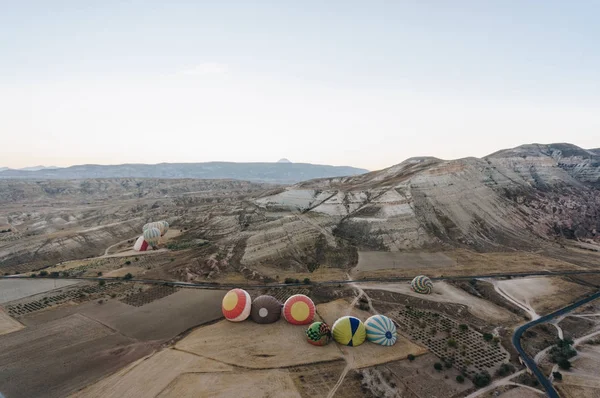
[306,322,331,346]
[411,275,433,294]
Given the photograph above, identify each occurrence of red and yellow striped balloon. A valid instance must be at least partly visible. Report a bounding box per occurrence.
[222,289,251,322]
[283,294,315,325]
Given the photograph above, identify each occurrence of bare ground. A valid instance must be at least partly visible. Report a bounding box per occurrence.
[0,308,23,336]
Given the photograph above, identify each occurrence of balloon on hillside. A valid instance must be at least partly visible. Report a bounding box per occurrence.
[306,322,332,346]
[143,221,168,236]
[365,315,397,346]
[250,295,282,324]
[332,316,366,347]
[222,288,251,322]
[283,294,315,325]
[143,227,162,247]
[161,220,169,235]
[133,236,150,252]
[411,275,433,294]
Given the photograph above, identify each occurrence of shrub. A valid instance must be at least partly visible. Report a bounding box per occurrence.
[170,258,175,262]
[472,371,491,387]
[124,273,133,280]
[483,333,493,342]
[284,278,295,284]
[39,271,48,276]
[98,299,104,304]
[97,272,103,276]
[459,324,468,332]
[49,271,60,278]
[303,278,311,284]
[110,293,117,298]
[456,375,465,383]
[125,260,132,265]
[553,371,562,381]
[407,354,415,361]
[496,363,515,377]
[434,362,443,371]
[448,338,457,348]
[30,273,37,277]
[135,257,139,262]
[558,359,571,370]
[99,280,106,287]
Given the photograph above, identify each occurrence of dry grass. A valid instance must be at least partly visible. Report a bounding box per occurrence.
[0,308,23,335]
[175,317,344,369]
[353,249,583,279]
[70,348,233,398]
[496,276,595,314]
[356,251,456,272]
[157,369,301,398]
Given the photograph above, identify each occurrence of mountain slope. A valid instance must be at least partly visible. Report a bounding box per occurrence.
[0,162,368,184]
[255,143,600,253]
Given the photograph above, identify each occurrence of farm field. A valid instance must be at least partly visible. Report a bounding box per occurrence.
[0,308,23,335]
[0,279,79,304]
[355,251,456,272]
[21,287,225,341]
[176,316,344,368]
[495,276,594,315]
[352,250,584,279]
[71,348,233,398]
[157,370,301,398]
[360,281,520,325]
[0,314,155,398]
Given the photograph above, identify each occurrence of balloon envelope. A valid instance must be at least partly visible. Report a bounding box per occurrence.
[250,295,282,324]
[306,322,332,346]
[133,236,150,252]
[411,275,433,294]
[222,289,251,322]
[283,294,315,325]
[365,315,397,346]
[332,316,366,347]
[143,227,161,246]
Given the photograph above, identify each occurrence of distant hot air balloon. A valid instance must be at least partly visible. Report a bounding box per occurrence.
[161,220,169,235]
[250,295,282,324]
[306,322,332,346]
[283,294,315,325]
[411,275,433,294]
[133,236,150,252]
[332,316,366,347]
[365,315,397,346]
[143,221,167,236]
[143,227,161,248]
[222,289,251,322]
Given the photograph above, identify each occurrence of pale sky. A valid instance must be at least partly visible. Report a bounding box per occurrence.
[1,1,598,170]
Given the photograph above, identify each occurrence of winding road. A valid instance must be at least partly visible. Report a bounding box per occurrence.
[512,290,600,398]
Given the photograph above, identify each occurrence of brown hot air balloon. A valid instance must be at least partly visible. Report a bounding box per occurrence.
[250,295,282,324]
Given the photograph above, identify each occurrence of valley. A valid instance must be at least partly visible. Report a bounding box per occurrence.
[1,142,600,398]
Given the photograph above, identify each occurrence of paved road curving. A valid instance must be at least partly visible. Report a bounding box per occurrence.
[512,290,600,398]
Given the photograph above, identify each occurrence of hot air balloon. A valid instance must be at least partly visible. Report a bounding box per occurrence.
[411,275,433,294]
[332,316,366,347]
[365,315,397,346]
[306,322,332,346]
[222,289,251,322]
[133,236,150,252]
[250,295,282,324]
[283,294,315,325]
[161,220,169,235]
[143,221,167,236]
[143,227,162,248]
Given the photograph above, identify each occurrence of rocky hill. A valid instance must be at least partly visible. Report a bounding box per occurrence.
[0,162,368,184]
[254,143,600,253]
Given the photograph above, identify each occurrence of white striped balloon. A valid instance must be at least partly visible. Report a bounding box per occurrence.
[365,315,397,346]
[143,227,161,247]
